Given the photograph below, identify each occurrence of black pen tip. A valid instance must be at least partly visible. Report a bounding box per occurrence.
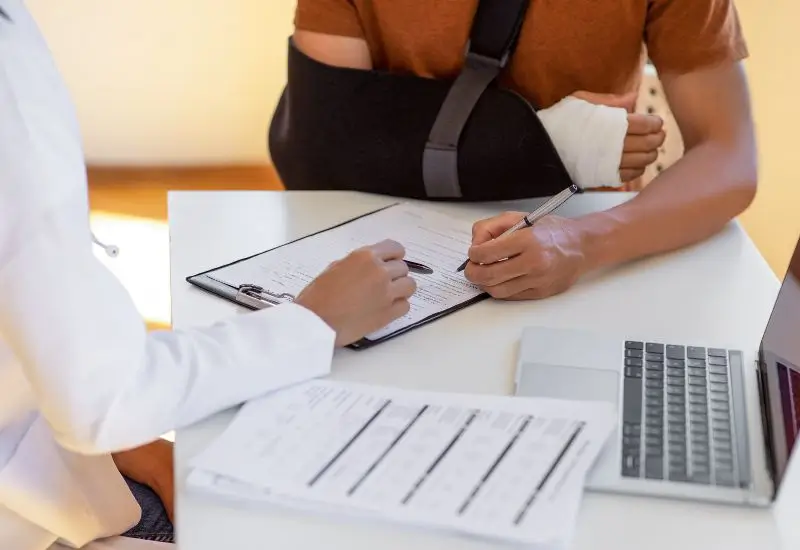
[456,260,468,272]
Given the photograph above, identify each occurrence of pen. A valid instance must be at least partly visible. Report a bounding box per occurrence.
[404,259,434,275]
[456,183,582,272]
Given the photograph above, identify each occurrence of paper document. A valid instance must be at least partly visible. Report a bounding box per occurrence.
[208,203,483,340]
[188,381,615,546]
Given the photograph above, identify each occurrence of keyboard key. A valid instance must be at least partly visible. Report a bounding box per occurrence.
[710,390,729,401]
[713,441,733,454]
[646,417,663,428]
[645,353,664,362]
[667,377,685,387]
[626,349,644,359]
[688,358,707,368]
[626,341,644,350]
[667,367,685,377]
[646,343,665,354]
[625,366,643,378]
[648,425,664,437]
[668,413,686,424]
[666,385,683,395]
[645,403,664,419]
[689,394,707,404]
[647,379,665,389]
[667,404,685,415]
[712,419,731,430]
[711,411,731,421]
[688,385,706,395]
[667,393,686,404]
[691,455,711,467]
[709,356,728,366]
[646,362,665,371]
[667,430,686,447]
[713,429,732,442]
[716,456,734,470]
[646,433,663,445]
[708,348,727,357]
[668,423,686,434]
[715,472,736,487]
[646,445,663,457]
[687,347,706,360]
[646,370,663,380]
[692,449,711,471]
[669,450,688,462]
[666,345,686,360]
[623,434,641,446]
[691,422,709,434]
[688,367,706,378]
[708,365,728,375]
[690,472,711,485]
[710,401,730,413]
[645,457,664,479]
[622,454,640,477]
[623,423,642,436]
[623,378,644,423]
[689,404,708,416]
[626,358,644,368]
[670,442,687,455]
[710,382,728,393]
[669,469,689,482]
[667,359,686,368]
[709,374,728,384]
[688,377,707,387]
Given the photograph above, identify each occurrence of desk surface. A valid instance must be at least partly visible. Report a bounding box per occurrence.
[169,191,799,550]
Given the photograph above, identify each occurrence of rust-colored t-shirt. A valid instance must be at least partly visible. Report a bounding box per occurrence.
[294,0,748,109]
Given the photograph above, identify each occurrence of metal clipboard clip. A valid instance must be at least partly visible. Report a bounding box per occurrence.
[235,284,295,309]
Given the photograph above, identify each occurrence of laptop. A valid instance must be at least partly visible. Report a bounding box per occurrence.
[514,234,800,506]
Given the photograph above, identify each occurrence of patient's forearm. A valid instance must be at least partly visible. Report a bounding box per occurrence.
[576,140,757,271]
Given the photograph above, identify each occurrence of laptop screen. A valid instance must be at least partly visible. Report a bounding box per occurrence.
[759,236,800,491]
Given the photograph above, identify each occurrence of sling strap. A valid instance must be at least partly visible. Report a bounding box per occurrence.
[422,0,531,198]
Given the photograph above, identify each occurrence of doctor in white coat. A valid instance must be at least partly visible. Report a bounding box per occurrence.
[0,2,417,549]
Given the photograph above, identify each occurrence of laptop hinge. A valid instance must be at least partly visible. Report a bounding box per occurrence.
[755,354,778,499]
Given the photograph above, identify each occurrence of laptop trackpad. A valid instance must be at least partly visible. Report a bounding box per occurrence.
[517,363,619,404]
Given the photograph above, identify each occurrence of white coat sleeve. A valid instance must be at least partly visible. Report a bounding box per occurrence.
[0,190,336,455]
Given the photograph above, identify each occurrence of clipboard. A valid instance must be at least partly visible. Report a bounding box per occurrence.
[186,203,489,350]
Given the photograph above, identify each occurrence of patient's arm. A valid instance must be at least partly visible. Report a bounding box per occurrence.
[576,61,757,271]
[292,31,661,189]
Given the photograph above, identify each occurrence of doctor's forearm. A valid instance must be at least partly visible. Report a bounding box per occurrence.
[575,140,757,271]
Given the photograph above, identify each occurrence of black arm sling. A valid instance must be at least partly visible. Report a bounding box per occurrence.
[268,0,574,201]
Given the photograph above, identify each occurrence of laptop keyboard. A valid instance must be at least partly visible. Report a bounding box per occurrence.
[621,341,739,487]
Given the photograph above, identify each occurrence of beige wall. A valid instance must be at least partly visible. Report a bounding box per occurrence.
[735,0,800,275]
[28,0,800,273]
[27,0,295,164]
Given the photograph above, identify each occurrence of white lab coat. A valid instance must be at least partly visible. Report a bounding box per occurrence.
[0,2,336,549]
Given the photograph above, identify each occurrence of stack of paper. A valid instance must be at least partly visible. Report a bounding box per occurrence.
[187,381,616,548]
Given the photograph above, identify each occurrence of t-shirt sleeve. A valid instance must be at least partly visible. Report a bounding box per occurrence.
[645,0,749,75]
[294,0,365,38]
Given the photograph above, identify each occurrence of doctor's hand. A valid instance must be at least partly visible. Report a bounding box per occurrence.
[463,212,589,300]
[572,91,666,183]
[296,240,417,346]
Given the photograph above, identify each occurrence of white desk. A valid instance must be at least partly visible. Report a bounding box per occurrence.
[169,191,799,550]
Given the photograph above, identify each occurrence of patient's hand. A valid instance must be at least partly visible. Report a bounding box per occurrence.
[537,91,665,189]
[573,91,666,184]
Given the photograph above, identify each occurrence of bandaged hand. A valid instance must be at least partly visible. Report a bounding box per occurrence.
[536,91,665,189]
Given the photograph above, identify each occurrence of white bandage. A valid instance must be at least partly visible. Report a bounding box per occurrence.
[536,96,629,189]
